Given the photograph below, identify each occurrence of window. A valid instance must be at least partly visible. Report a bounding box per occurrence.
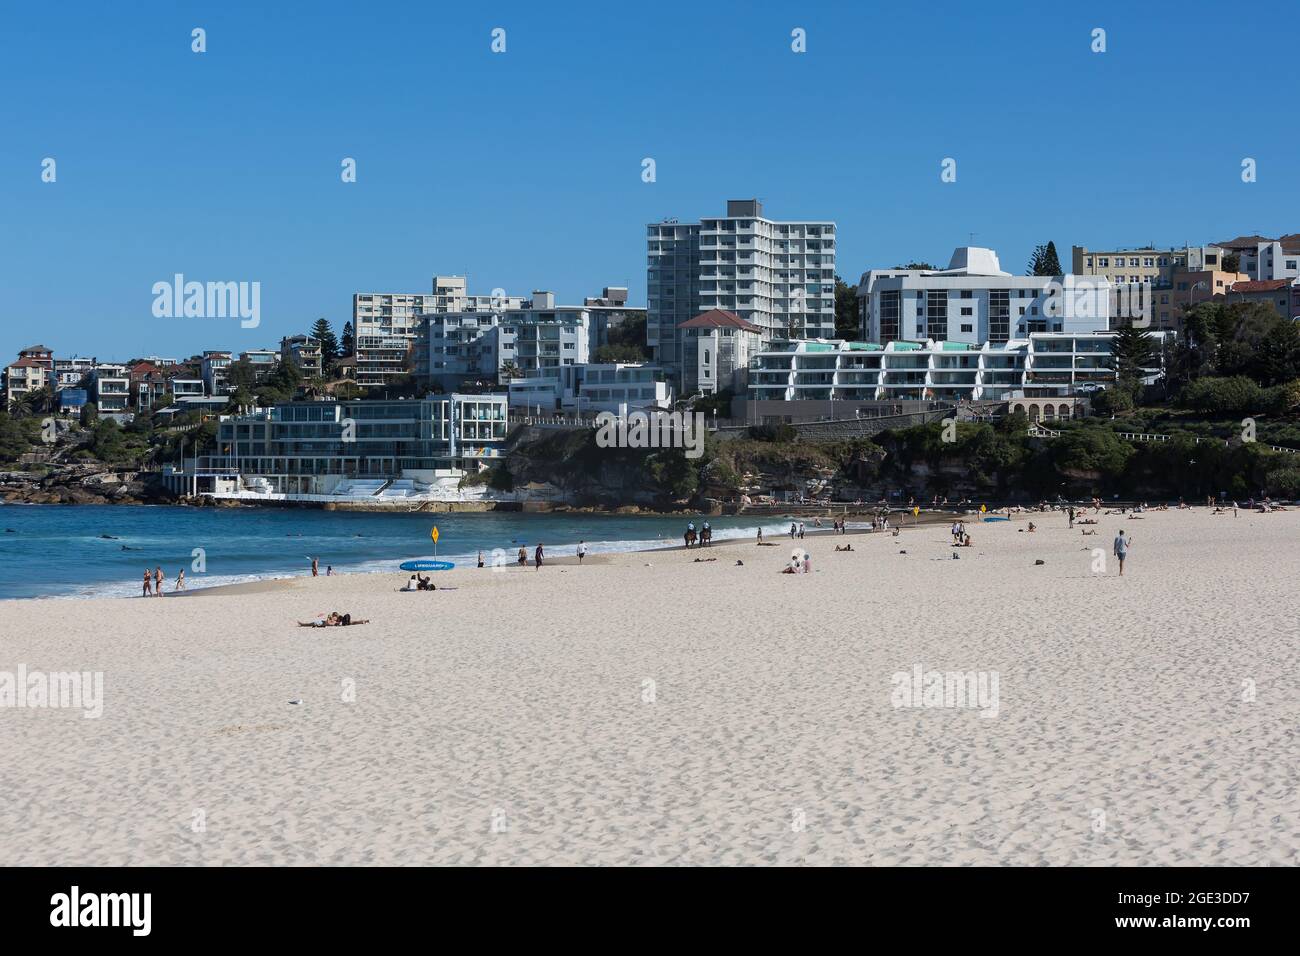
[926,290,947,341]
[879,290,900,343]
[988,290,1010,343]
[960,307,973,316]
[960,290,973,298]
[1129,258,1140,267]
[960,324,973,333]
[1099,258,1109,267]
[1143,258,1154,267]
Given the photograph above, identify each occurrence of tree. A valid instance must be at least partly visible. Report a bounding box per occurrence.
[1109,324,1157,385]
[499,361,523,380]
[834,275,860,340]
[310,318,339,367]
[1223,252,1241,274]
[891,262,937,270]
[594,343,646,364]
[340,321,355,357]
[1027,242,1063,276]
[602,313,648,361]
[1178,376,1262,416]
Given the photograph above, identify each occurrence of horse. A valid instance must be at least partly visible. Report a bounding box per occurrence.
[684,529,697,548]
[700,527,712,547]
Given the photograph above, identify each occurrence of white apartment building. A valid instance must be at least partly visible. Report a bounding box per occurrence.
[647,199,836,377]
[508,363,672,415]
[748,332,1167,403]
[53,357,96,389]
[424,292,602,383]
[89,365,131,413]
[201,351,232,395]
[858,247,1111,345]
[677,309,765,397]
[353,276,527,387]
[1240,239,1300,282]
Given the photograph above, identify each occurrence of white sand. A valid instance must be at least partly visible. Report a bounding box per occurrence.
[2,507,1297,866]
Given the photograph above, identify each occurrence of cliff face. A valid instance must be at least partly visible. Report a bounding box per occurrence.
[0,466,176,505]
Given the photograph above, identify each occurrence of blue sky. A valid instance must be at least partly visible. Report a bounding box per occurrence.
[2,0,1295,360]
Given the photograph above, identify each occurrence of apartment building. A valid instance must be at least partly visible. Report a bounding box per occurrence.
[238,349,281,383]
[353,276,527,387]
[3,358,47,407]
[201,351,233,395]
[677,309,764,397]
[508,363,672,415]
[647,199,836,377]
[189,395,509,496]
[17,345,54,376]
[859,247,1111,345]
[1216,235,1300,281]
[280,335,323,378]
[89,364,131,414]
[53,357,95,389]
[423,292,601,384]
[748,332,1168,404]
[1151,269,1249,327]
[1071,245,1225,287]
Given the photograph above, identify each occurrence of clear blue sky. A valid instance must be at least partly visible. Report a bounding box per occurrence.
[2,0,1295,361]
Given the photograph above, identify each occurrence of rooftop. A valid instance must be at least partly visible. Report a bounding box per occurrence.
[677,309,763,333]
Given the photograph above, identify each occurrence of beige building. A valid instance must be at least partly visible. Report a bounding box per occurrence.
[4,358,48,408]
[1071,244,1227,290]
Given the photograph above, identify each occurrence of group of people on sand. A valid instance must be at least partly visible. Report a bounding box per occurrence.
[141,566,183,596]
[949,521,972,547]
[782,551,813,574]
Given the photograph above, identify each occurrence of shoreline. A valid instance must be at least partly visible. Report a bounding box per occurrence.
[4,505,1295,865]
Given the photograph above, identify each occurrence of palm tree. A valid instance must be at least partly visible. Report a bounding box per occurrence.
[499,361,522,381]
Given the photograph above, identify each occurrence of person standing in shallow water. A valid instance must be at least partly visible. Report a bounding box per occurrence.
[534,543,544,570]
[142,568,152,598]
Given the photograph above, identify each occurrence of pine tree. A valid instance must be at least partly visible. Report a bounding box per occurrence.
[1109,324,1157,386]
[340,321,354,357]
[310,318,339,363]
[1027,241,1063,276]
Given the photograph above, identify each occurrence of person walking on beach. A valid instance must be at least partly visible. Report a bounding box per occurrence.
[798,521,805,540]
[1113,529,1131,576]
[175,568,185,592]
[154,566,164,597]
[577,540,588,563]
[518,546,527,567]
[1068,506,1075,529]
[142,568,152,598]
[311,557,319,577]
[756,527,764,544]
[477,551,485,568]
[534,543,544,570]
[789,522,797,539]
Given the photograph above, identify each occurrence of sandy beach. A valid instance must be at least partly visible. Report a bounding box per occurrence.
[2,506,1297,866]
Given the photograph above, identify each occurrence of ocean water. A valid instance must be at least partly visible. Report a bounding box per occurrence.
[0,504,801,599]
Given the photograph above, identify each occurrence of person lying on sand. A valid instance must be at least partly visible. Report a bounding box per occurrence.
[298,612,369,627]
[692,557,717,563]
[833,544,853,551]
